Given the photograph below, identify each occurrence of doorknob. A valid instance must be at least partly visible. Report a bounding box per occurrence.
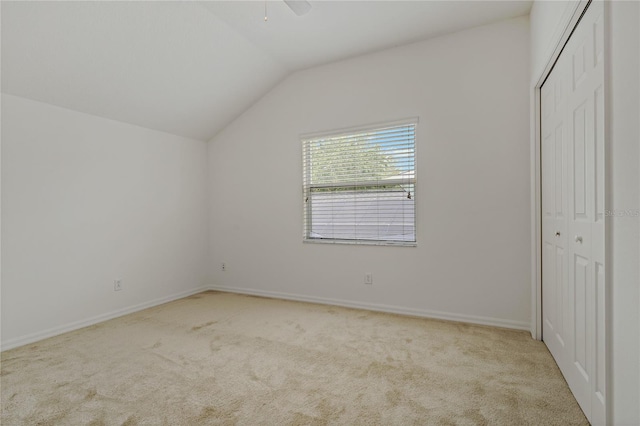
[575,235,583,243]
[555,232,561,237]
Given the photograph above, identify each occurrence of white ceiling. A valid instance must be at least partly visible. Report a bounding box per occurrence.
[2,1,532,141]
[204,1,532,70]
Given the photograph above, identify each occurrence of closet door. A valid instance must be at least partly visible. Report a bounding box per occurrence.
[565,1,606,422]
[541,49,569,374]
[541,1,605,424]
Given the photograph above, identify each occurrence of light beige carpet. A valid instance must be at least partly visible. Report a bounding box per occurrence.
[1,291,587,425]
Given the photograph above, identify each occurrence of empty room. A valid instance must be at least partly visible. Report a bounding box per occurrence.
[1,0,639,424]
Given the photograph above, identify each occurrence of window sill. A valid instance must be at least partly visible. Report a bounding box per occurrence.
[303,238,417,247]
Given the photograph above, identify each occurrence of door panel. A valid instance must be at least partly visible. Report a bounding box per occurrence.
[555,246,566,346]
[573,40,588,90]
[572,101,588,219]
[555,125,565,218]
[573,254,589,380]
[595,261,605,405]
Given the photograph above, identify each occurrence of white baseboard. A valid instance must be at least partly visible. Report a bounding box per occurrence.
[206,285,530,331]
[1,284,530,351]
[0,286,210,352]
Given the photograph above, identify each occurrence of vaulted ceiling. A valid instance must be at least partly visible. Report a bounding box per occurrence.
[1,1,531,141]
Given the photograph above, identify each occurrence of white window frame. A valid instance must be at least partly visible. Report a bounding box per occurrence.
[301,118,418,247]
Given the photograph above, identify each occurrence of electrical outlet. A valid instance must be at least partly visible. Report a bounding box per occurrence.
[114,279,122,291]
[221,262,226,272]
[364,273,373,285]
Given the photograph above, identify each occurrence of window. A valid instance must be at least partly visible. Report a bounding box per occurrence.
[302,119,417,246]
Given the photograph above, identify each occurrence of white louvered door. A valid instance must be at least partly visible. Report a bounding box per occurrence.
[541,1,606,424]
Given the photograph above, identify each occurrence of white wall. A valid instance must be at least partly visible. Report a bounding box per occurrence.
[1,94,209,349]
[207,16,531,329]
[608,1,640,423]
[530,1,640,423]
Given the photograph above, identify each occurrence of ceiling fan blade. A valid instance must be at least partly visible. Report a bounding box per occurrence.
[283,0,312,16]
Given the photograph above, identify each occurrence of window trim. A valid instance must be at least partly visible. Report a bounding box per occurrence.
[302,117,418,247]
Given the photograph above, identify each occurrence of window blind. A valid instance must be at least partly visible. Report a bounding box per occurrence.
[302,119,417,245]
